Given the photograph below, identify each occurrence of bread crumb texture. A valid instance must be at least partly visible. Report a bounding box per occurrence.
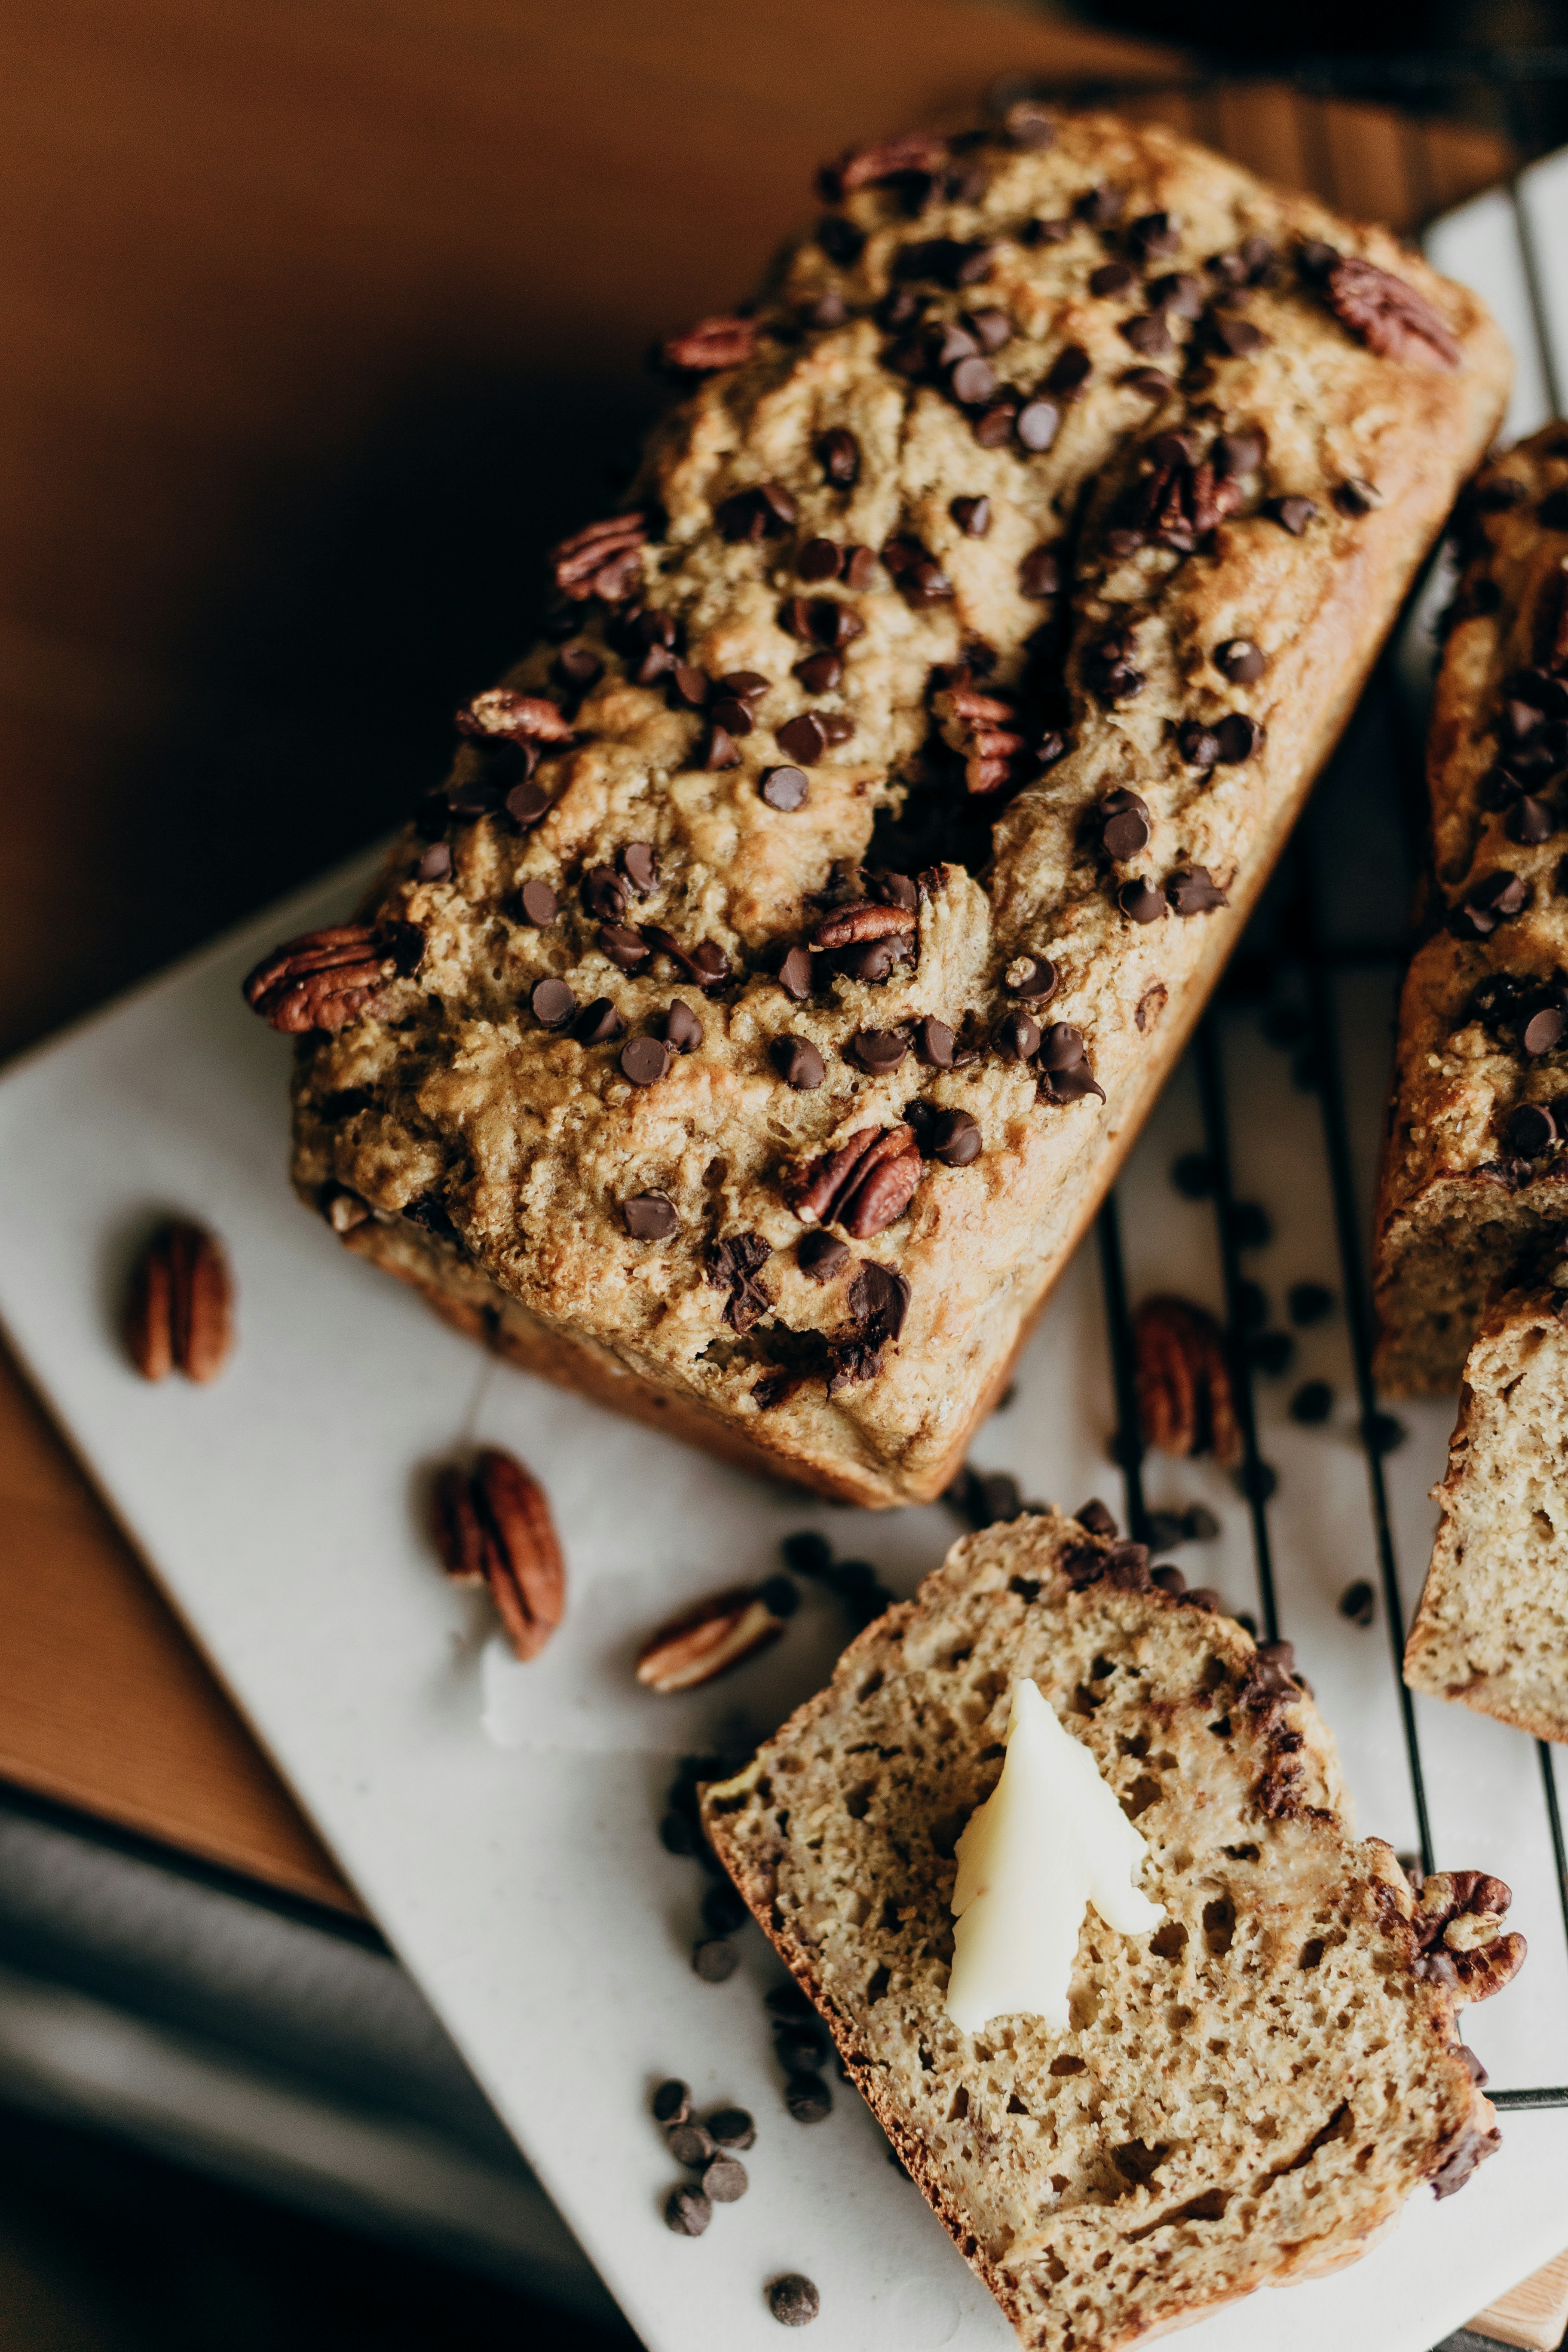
[705,1513,1503,2352]
[286,110,1507,1503]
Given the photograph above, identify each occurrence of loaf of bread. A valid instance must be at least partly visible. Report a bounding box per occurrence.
[1375,423,1568,1393]
[704,1511,1521,2352]
[251,107,1508,1506]
[1405,1272,1568,1740]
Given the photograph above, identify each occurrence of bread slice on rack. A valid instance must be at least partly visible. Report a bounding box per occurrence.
[704,1511,1521,2352]
[1406,1276,1568,1741]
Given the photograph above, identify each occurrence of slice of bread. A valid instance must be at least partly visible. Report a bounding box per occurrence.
[703,1512,1519,2352]
[1406,1281,1568,1742]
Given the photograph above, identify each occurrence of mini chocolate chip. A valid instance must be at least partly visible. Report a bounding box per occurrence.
[932,1109,981,1166]
[704,723,741,769]
[784,2075,832,2125]
[598,922,650,970]
[707,2106,756,2149]
[671,662,709,708]
[973,404,1017,447]
[1016,398,1061,453]
[1508,1101,1557,1155]
[1023,215,1072,244]
[1045,344,1091,400]
[1215,638,1265,683]
[1118,877,1167,923]
[1007,954,1058,1002]
[777,713,828,765]
[1176,720,1220,769]
[1339,1580,1375,1627]
[1089,260,1136,298]
[1269,496,1317,536]
[966,306,1012,351]
[772,1035,826,1090]
[666,2186,711,2238]
[417,842,452,882]
[652,2079,691,2125]
[798,536,842,582]
[793,650,842,693]
[1215,712,1263,763]
[1130,209,1179,258]
[1148,271,1204,318]
[843,545,876,589]
[1509,795,1556,844]
[849,1029,909,1075]
[1520,1006,1568,1056]
[1121,313,1172,356]
[703,2156,748,2203]
[622,1035,671,1086]
[624,1191,680,1240]
[1333,476,1382,515]
[1076,185,1124,228]
[768,2274,821,2326]
[518,878,558,925]
[576,997,627,1047]
[996,1010,1040,1061]
[762,765,810,812]
[778,945,814,1002]
[819,429,859,486]
[1121,365,1172,399]
[531,977,576,1029]
[668,2122,717,2167]
[710,695,754,738]
[692,1939,740,1982]
[915,1016,956,1067]
[949,354,997,406]
[935,318,980,367]
[1214,428,1266,476]
[1210,312,1266,355]
[951,494,991,535]
[505,778,551,827]
[1020,543,1061,596]
[798,1230,849,1281]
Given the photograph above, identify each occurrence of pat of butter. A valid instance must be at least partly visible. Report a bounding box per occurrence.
[944,1679,1164,2034]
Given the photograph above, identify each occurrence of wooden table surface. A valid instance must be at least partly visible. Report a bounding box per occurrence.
[0,0,1513,1914]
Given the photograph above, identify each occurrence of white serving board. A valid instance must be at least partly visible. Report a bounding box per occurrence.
[4,172,1568,2352]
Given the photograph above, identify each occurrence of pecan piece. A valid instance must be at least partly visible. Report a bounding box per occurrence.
[817,131,949,202]
[636,1584,788,1693]
[125,1220,233,1384]
[456,689,573,743]
[1326,255,1460,371]
[660,314,759,374]
[789,1122,924,1236]
[549,511,650,603]
[707,1232,773,1333]
[242,921,425,1035]
[931,679,1029,795]
[810,900,917,952]
[432,1446,565,1662]
[1133,1294,1241,1466]
[1412,1870,1526,2001]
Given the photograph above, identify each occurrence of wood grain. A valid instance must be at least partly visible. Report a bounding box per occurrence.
[0,0,1512,1908]
[1469,2246,1568,2351]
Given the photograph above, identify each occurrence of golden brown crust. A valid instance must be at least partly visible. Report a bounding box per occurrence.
[287,110,1508,1504]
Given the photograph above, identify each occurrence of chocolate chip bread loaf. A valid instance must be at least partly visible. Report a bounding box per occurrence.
[254,107,1508,1507]
[1375,424,1568,1393]
[1405,1271,1568,1740]
[704,1512,1521,2352]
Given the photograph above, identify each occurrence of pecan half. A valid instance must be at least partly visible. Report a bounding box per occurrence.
[432,1447,565,1662]
[660,314,759,374]
[1326,256,1460,371]
[456,689,573,743]
[1133,1294,1240,1466]
[549,511,649,603]
[810,900,917,951]
[817,131,948,202]
[789,1122,924,1237]
[931,680,1029,795]
[636,1584,788,1693]
[1412,1870,1526,2002]
[242,921,424,1035]
[125,1220,233,1383]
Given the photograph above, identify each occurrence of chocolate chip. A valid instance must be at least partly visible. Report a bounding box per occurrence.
[1118,877,1167,923]
[1100,790,1150,859]
[1121,366,1171,400]
[1039,1022,1087,1070]
[1333,476,1382,516]
[712,697,756,740]
[843,545,876,589]
[793,651,842,695]
[555,643,603,691]
[1006,954,1058,1002]
[1541,490,1568,529]
[798,536,842,582]
[783,2067,834,2123]
[817,216,865,264]
[1022,215,1072,245]
[708,2105,756,2149]
[1019,543,1061,597]
[1286,1281,1334,1326]
[671,663,709,709]
[518,878,558,925]
[1507,1101,1557,1155]
[914,1017,956,1067]
[1520,1006,1567,1056]
[932,1110,981,1166]
[774,2022,827,2072]
[1297,237,1339,281]
[703,2156,748,2203]
[849,1030,908,1075]
[1210,312,1266,356]
[1148,272,1204,318]
[1041,348,1090,406]
[1090,260,1136,298]
[768,2273,821,2325]
[668,2122,717,2166]
[1168,866,1228,915]
[949,354,997,406]
[951,494,991,536]
[720,670,769,703]
[966,306,1012,352]
[1129,209,1179,259]
[665,2186,711,2237]
[582,862,627,922]
[1176,720,1220,769]
[624,1191,679,1239]
[777,713,828,766]
[1015,397,1061,453]
[1215,712,1263,763]
[576,998,626,1047]
[530,977,576,1029]
[995,1010,1040,1061]
[504,778,551,828]
[417,842,452,882]
[778,945,814,1002]
[598,922,649,971]
[823,430,860,484]
[1509,795,1556,844]
[1215,638,1265,683]
[1214,428,1266,476]
[1075,185,1124,227]
[653,2079,691,2125]
[1121,313,1173,356]
[692,1939,739,1982]
[772,1035,825,1090]
[1289,1379,1333,1425]
[1269,496,1317,536]
[869,870,918,911]
[798,1230,849,1281]
[761,765,810,812]
[973,405,1017,447]
[704,723,741,769]
[622,1035,671,1086]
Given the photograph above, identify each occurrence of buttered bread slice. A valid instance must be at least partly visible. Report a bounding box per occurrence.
[703,1512,1521,2352]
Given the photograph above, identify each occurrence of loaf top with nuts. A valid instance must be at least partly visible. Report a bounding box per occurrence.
[703,1510,1517,2352]
[267,107,1507,1505]
[1375,423,1568,1394]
